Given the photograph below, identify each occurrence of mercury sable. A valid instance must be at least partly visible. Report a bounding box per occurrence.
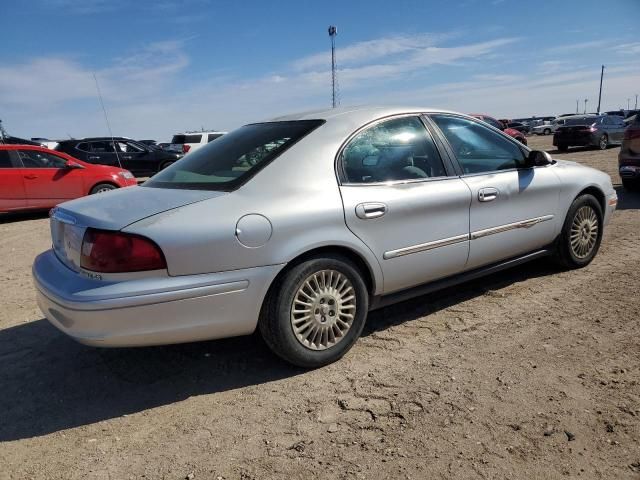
[33,106,617,367]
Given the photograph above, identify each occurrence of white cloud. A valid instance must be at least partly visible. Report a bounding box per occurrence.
[615,42,640,55]
[1,32,638,142]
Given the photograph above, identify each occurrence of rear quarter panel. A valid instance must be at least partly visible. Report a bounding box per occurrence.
[124,121,385,294]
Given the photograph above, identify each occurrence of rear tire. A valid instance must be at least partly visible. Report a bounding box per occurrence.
[543,128,551,135]
[553,194,603,269]
[90,183,117,194]
[259,255,369,368]
[557,145,568,152]
[598,134,608,150]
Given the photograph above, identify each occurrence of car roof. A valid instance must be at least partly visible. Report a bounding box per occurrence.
[268,105,457,125]
[58,137,133,143]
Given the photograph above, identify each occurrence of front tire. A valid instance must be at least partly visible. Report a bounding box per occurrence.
[90,183,117,194]
[544,128,551,135]
[259,255,369,368]
[553,194,603,269]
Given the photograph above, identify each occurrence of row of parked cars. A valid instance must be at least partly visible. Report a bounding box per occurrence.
[0,129,228,214]
[2,109,639,216]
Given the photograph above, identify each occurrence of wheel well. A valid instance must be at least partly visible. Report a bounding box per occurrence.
[90,181,118,192]
[577,186,605,212]
[274,246,376,295]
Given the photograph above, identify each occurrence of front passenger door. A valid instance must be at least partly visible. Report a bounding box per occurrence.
[429,114,561,270]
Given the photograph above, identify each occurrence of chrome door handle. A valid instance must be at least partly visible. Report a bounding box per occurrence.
[355,202,387,219]
[478,187,499,202]
[88,156,100,161]
[122,155,132,160]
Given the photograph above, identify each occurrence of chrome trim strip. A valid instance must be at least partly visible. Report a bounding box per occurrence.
[51,209,77,225]
[470,214,554,240]
[383,233,469,260]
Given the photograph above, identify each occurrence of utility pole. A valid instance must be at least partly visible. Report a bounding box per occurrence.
[584,98,588,114]
[636,94,638,109]
[328,25,338,108]
[576,99,579,114]
[596,65,605,114]
[628,98,631,110]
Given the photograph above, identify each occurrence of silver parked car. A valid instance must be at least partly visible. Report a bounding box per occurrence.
[33,106,617,367]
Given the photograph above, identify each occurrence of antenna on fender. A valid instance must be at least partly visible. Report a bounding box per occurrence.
[93,73,123,169]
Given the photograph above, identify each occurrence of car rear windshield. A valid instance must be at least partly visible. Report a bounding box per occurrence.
[565,117,598,126]
[171,134,203,144]
[145,120,324,191]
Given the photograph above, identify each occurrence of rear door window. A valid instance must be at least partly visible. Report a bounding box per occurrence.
[207,134,223,142]
[341,116,447,183]
[0,151,13,168]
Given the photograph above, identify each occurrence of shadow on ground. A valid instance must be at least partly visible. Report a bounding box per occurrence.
[0,259,559,441]
[0,211,49,224]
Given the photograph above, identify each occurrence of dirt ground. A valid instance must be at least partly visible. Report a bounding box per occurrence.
[1,135,639,479]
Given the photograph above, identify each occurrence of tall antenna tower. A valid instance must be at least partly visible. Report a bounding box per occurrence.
[328,25,338,108]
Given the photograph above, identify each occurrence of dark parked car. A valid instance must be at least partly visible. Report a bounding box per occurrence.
[56,137,182,177]
[553,115,626,152]
[619,114,640,190]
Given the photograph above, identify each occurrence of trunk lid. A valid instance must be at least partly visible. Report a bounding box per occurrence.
[50,186,225,272]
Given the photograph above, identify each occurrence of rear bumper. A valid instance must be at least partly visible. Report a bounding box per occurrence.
[33,249,283,347]
[553,133,598,147]
[619,154,640,180]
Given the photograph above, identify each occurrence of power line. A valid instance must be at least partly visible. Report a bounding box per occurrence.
[93,73,122,169]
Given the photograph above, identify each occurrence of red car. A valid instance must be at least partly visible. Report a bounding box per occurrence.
[469,114,528,145]
[0,144,137,214]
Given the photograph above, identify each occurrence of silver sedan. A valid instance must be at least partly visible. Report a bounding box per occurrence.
[33,106,617,367]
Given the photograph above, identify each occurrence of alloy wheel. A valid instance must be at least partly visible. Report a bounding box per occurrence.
[570,205,599,259]
[599,135,608,150]
[290,269,356,351]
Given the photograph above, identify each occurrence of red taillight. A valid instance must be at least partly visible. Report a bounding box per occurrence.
[624,127,640,140]
[80,228,166,273]
[182,144,191,154]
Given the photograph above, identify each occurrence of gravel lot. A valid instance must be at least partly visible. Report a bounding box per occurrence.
[1,135,639,479]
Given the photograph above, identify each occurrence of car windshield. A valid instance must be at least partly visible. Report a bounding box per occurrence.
[145,120,324,191]
[565,117,598,126]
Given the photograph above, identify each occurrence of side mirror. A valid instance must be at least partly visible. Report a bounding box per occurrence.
[527,150,553,167]
[65,160,84,169]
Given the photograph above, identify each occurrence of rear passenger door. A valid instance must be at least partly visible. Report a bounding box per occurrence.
[0,150,27,211]
[338,115,471,294]
[429,114,561,270]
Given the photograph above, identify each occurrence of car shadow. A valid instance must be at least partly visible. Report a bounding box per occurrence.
[0,211,49,224]
[0,258,560,442]
[614,185,640,210]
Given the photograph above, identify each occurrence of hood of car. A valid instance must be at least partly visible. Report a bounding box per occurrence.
[54,186,225,231]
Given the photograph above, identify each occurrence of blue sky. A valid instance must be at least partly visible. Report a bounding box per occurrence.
[1,0,639,140]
